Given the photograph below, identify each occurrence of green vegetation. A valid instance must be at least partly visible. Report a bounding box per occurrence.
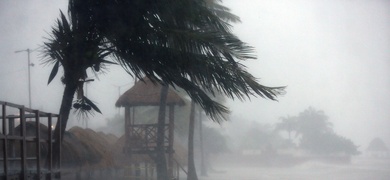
[276,107,360,155]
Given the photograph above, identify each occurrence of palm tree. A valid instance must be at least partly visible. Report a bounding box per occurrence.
[43,0,285,179]
[156,84,170,179]
[188,86,227,179]
[187,101,198,180]
[275,116,298,141]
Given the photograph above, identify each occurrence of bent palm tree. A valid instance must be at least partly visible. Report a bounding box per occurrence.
[43,0,285,179]
[187,100,198,180]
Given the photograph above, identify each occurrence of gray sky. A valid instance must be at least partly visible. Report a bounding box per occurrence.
[0,0,389,148]
[224,0,390,148]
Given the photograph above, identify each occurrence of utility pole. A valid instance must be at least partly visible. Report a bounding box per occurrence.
[113,82,132,115]
[15,48,35,108]
[116,86,122,115]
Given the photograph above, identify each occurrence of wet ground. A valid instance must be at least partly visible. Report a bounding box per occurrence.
[192,157,390,180]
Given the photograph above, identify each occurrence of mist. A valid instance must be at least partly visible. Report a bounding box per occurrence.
[0,0,389,179]
[223,0,390,147]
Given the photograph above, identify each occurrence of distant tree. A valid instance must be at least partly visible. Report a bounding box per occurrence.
[292,107,359,155]
[201,126,229,154]
[275,115,298,141]
[240,122,282,151]
[300,132,360,155]
[296,107,333,138]
[198,125,228,173]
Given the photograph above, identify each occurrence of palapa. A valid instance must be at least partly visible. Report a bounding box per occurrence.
[115,77,184,179]
[115,77,185,107]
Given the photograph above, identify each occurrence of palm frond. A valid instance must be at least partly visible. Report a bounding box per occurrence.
[43,0,285,122]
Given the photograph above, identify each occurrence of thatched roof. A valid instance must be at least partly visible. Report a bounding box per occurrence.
[115,78,185,107]
[66,127,115,169]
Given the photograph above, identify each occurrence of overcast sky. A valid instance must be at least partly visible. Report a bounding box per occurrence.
[0,0,389,148]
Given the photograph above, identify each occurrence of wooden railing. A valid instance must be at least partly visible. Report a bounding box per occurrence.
[0,101,61,179]
[125,124,171,153]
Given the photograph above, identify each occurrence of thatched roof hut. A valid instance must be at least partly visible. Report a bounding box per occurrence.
[65,127,115,169]
[114,77,186,178]
[115,77,185,107]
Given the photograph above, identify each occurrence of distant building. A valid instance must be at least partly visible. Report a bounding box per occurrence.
[366,138,389,158]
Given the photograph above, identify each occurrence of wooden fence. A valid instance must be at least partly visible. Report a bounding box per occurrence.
[0,101,61,180]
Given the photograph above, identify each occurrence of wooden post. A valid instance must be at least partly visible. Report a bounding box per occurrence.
[135,163,140,180]
[48,113,53,179]
[2,104,8,177]
[35,110,41,178]
[124,107,129,129]
[144,162,148,179]
[168,105,175,179]
[125,106,131,151]
[20,107,27,180]
[132,107,136,124]
[57,114,62,178]
[124,106,133,177]
[9,117,15,140]
[9,116,15,169]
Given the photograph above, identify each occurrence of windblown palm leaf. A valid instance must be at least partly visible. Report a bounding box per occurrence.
[43,11,113,85]
[205,0,241,23]
[79,0,285,121]
[43,1,285,179]
[43,0,284,140]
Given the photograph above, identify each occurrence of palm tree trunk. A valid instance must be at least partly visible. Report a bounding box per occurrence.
[52,81,78,167]
[187,101,198,180]
[199,109,207,176]
[156,84,169,180]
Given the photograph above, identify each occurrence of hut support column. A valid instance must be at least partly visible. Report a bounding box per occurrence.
[125,106,131,150]
[168,105,175,179]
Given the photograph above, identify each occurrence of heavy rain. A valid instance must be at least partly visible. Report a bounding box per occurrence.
[0,0,389,179]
